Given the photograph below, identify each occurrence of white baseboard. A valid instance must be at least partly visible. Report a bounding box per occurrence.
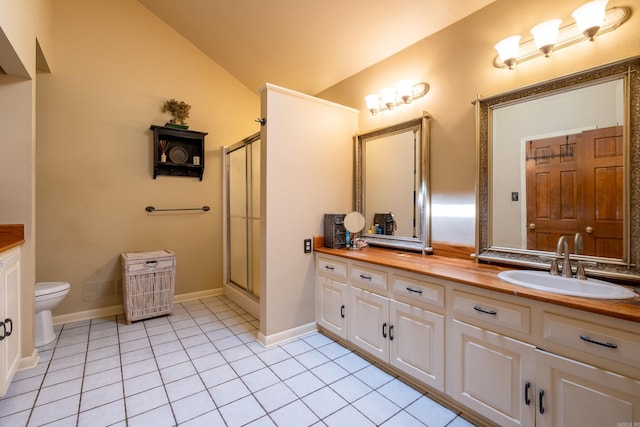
[223,282,260,319]
[257,322,317,348]
[52,288,224,325]
[17,348,40,372]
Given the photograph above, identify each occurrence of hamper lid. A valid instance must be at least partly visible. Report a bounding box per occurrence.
[122,250,174,260]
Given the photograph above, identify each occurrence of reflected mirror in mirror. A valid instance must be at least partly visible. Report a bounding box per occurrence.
[476,58,640,280]
[355,113,432,253]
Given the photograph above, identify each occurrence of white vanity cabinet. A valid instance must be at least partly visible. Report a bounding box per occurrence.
[0,247,21,397]
[447,286,640,427]
[315,251,640,426]
[316,256,348,339]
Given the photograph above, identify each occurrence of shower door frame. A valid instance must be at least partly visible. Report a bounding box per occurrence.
[223,132,261,302]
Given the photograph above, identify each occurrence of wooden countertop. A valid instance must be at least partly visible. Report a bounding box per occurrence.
[315,246,640,323]
[0,224,25,253]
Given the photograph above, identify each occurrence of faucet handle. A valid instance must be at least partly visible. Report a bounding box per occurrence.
[549,259,560,276]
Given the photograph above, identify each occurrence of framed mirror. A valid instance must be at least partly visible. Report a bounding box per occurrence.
[476,57,640,280]
[355,113,432,253]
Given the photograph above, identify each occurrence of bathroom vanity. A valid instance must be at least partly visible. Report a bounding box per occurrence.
[0,224,24,397]
[315,246,640,427]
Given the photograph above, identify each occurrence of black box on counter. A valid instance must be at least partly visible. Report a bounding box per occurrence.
[324,214,346,248]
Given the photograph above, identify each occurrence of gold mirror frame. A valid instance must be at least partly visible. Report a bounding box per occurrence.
[476,57,640,281]
[355,113,432,253]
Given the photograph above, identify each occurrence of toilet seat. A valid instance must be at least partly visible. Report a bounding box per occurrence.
[36,282,70,297]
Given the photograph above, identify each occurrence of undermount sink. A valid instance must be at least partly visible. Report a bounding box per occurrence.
[497,270,636,299]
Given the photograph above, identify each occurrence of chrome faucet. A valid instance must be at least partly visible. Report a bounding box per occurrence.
[574,233,587,280]
[556,235,573,278]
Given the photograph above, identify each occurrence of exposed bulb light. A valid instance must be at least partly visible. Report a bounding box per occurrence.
[492,1,628,70]
[364,81,430,115]
[572,0,609,41]
[494,35,521,69]
[530,19,562,57]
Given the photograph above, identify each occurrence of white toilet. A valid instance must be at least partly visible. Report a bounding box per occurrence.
[35,282,70,347]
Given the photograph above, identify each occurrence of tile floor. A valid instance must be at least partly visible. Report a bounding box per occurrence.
[0,296,477,427]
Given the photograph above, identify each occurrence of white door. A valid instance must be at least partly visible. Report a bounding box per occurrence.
[316,276,348,338]
[389,299,444,391]
[348,286,389,361]
[535,349,640,427]
[448,319,536,427]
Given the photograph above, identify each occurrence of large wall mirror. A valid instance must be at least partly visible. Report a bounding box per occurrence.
[476,57,640,280]
[355,113,432,253]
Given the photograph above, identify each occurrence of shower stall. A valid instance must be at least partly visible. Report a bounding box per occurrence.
[222,133,261,317]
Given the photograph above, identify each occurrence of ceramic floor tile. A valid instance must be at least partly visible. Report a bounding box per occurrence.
[280,339,314,356]
[302,333,334,348]
[199,364,238,389]
[269,399,319,427]
[448,415,478,427]
[380,410,428,426]
[83,354,121,376]
[241,367,281,393]
[270,357,307,380]
[152,340,183,356]
[230,354,267,376]
[191,352,227,373]
[209,377,251,407]
[311,360,350,385]
[121,359,158,380]
[184,341,217,360]
[257,346,290,365]
[0,390,37,417]
[164,374,205,402]
[179,332,209,348]
[78,398,125,427]
[28,394,80,427]
[82,366,122,392]
[405,395,457,427]
[302,386,348,419]
[42,365,84,387]
[171,319,198,330]
[124,370,164,397]
[154,348,189,369]
[86,344,120,362]
[148,331,179,347]
[178,409,226,427]
[284,371,325,398]
[0,409,30,427]
[35,378,82,406]
[334,351,371,373]
[120,347,155,366]
[125,385,168,417]
[218,395,266,426]
[253,382,299,412]
[145,323,174,337]
[245,415,278,427]
[323,404,376,427]
[79,382,123,412]
[206,327,234,341]
[294,349,330,369]
[159,360,197,384]
[329,375,373,403]
[171,390,217,424]
[3,375,43,398]
[352,391,401,425]
[47,352,86,372]
[212,334,243,351]
[87,334,119,351]
[377,378,423,408]
[127,403,176,427]
[220,343,253,362]
[118,328,147,343]
[353,364,395,389]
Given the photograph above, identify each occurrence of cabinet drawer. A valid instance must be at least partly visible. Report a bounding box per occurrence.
[452,290,530,335]
[392,273,445,309]
[542,312,640,369]
[317,256,348,279]
[351,263,388,294]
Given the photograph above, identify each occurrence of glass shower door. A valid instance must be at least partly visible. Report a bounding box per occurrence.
[226,134,260,299]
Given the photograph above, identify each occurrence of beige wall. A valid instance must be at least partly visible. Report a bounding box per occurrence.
[318,0,640,246]
[0,0,53,366]
[36,0,259,317]
[260,85,358,341]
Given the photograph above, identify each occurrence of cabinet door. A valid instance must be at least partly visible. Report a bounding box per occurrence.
[389,300,444,391]
[316,276,348,338]
[535,349,640,427]
[448,319,536,427]
[348,286,389,361]
[0,248,21,397]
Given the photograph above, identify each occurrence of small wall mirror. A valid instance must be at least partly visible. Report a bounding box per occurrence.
[355,113,432,253]
[476,58,640,280]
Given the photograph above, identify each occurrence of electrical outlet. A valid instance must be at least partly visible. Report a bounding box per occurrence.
[304,238,312,253]
[511,192,519,202]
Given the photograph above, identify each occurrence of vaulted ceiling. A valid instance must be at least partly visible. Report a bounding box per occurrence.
[138,0,496,94]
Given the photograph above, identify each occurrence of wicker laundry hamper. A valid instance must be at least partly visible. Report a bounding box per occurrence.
[121,250,175,324]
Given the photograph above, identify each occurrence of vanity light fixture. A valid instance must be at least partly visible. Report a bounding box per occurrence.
[365,81,429,115]
[493,1,630,70]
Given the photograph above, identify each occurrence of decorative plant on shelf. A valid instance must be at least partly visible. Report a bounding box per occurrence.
[161,99,191,128]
